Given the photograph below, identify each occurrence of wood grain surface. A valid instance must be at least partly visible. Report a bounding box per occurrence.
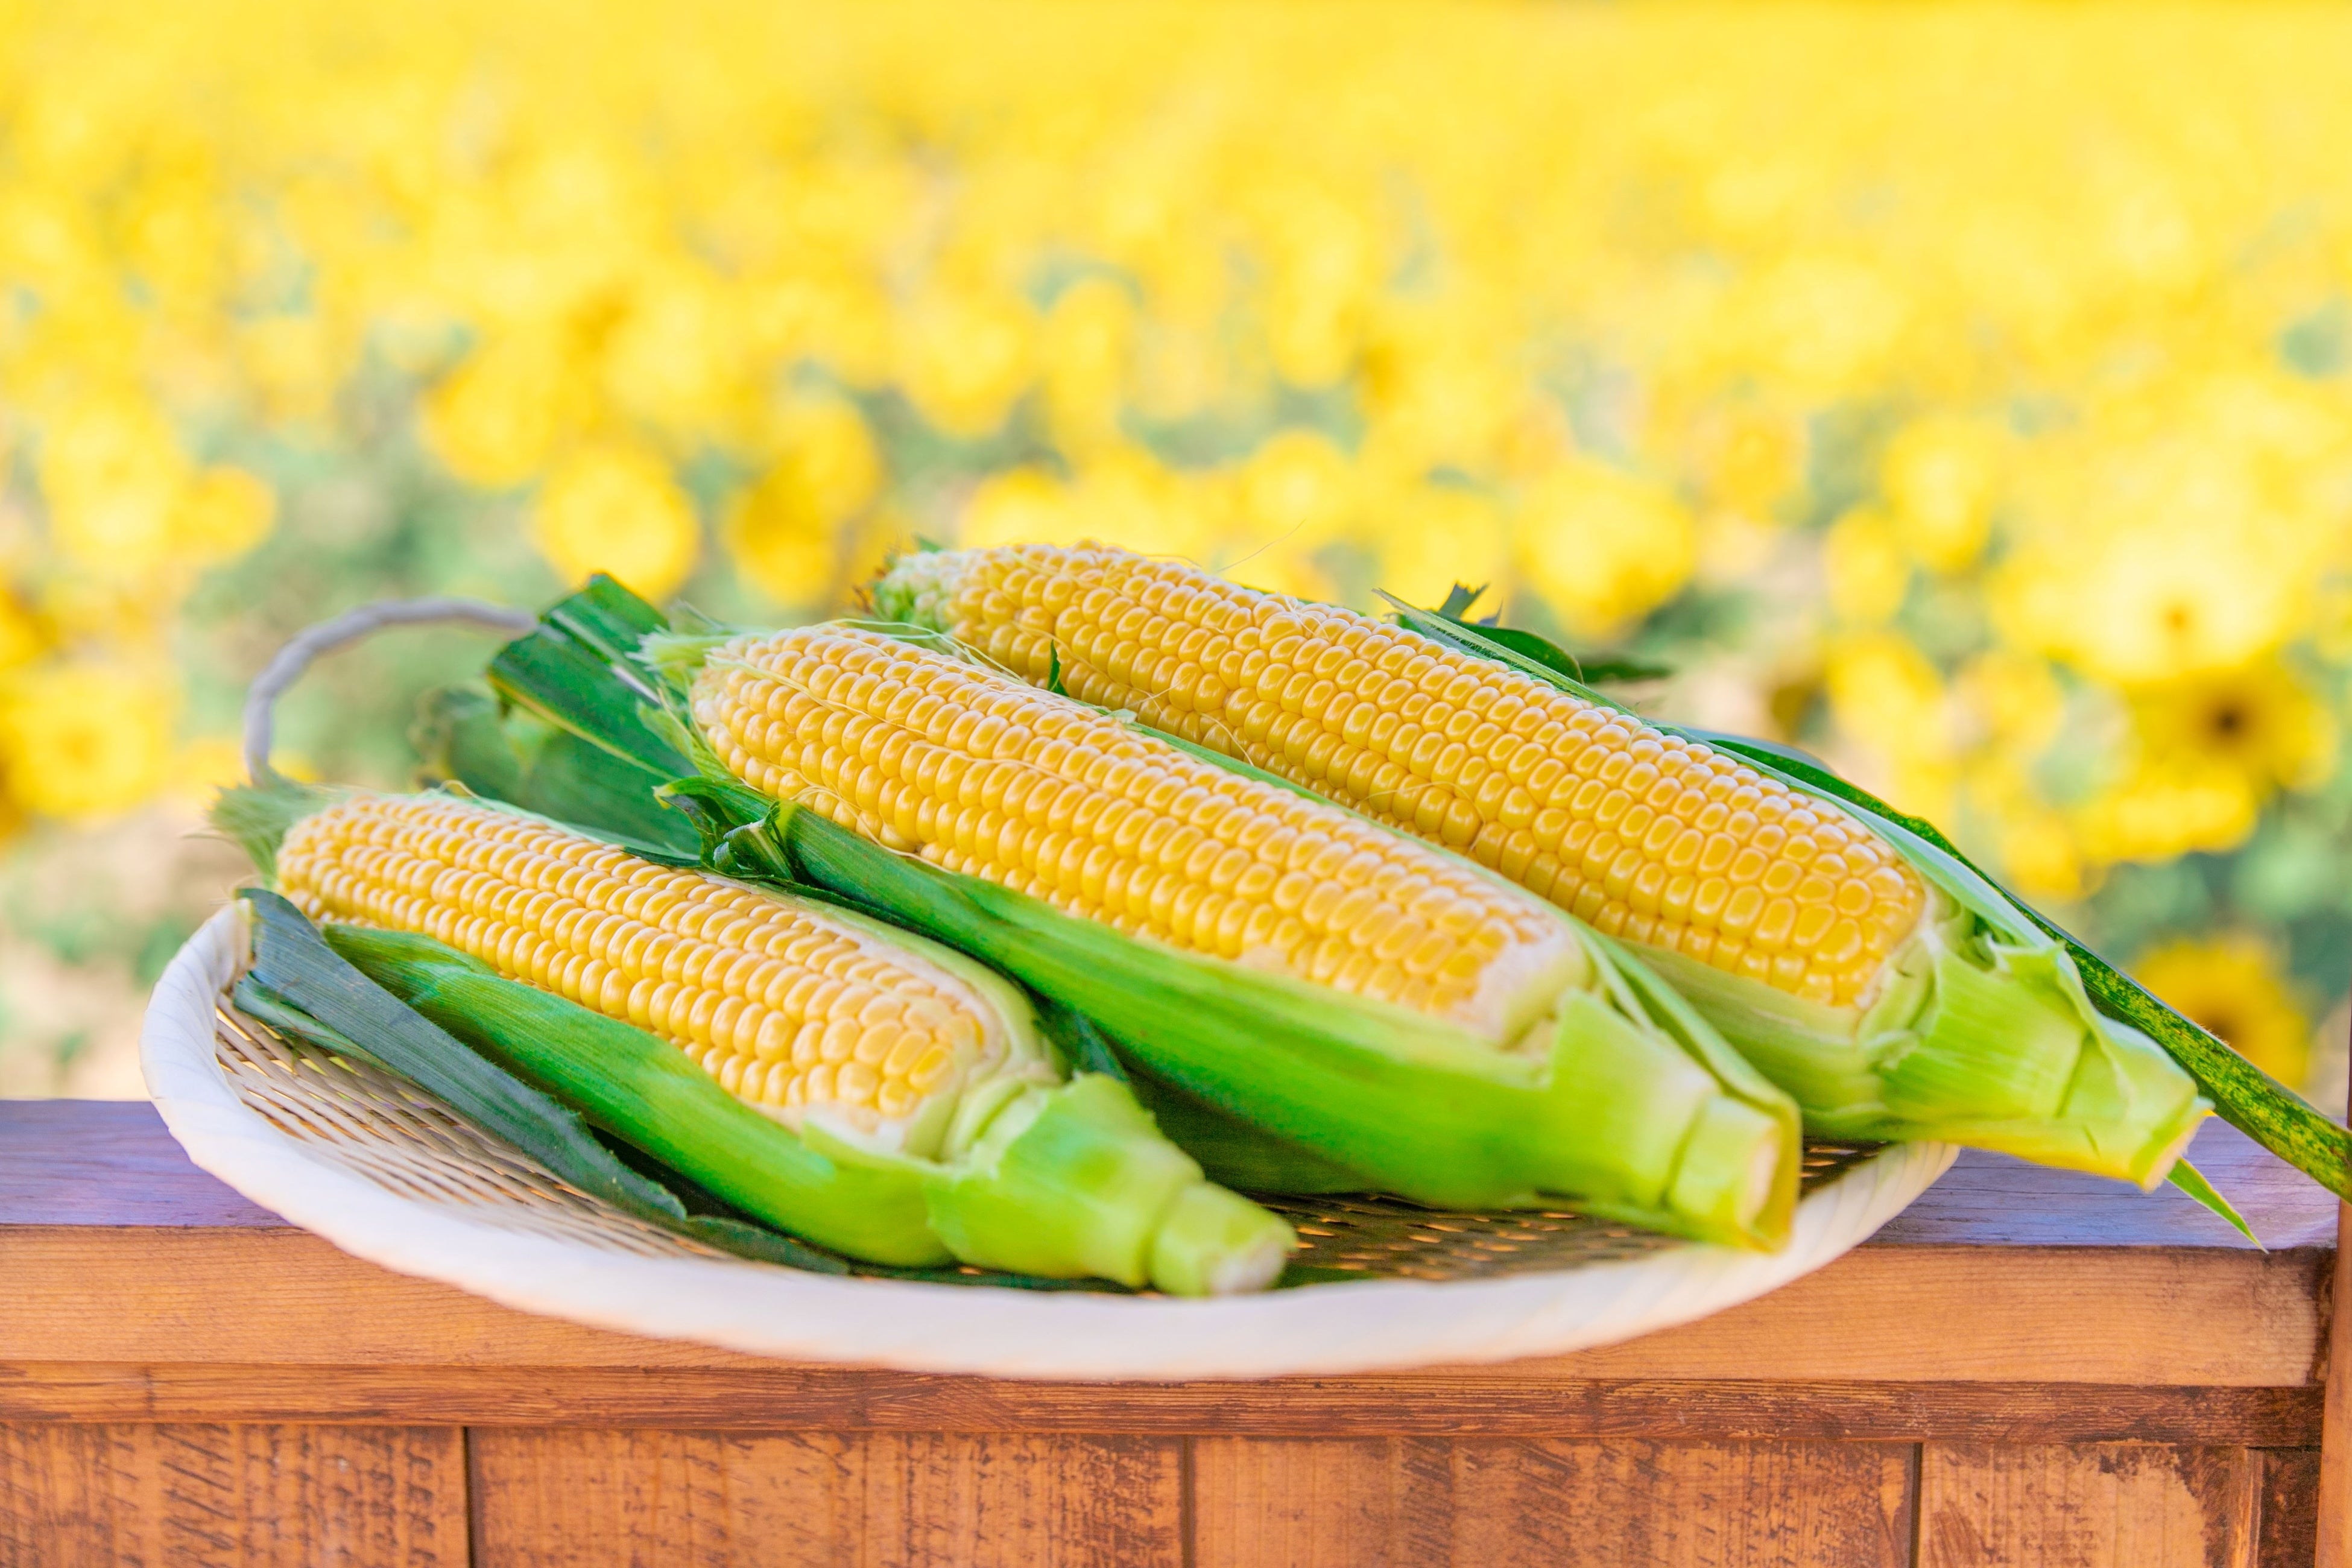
[0,1423,464,1567]
[2261,1449,2322,1568]
[1190,1436,1915,1567]
[0,1102,280,1228]
[0,1367,2321,1444]
[469,1429,1184,1567]
[1917,1442,2260,1568]
[2322,1192,2352,1566]
[1873,1121,2335,1250]
[0,1225,2324,1389]
[1,1099,2337,1564]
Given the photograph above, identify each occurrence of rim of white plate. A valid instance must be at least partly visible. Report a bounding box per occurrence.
[142,900,1955,1381]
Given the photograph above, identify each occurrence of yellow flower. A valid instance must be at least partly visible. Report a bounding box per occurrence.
[1956,651,2066,759]
[896,287,1038,440]
[1880,416,2002,575]
[1253,184,1378,388]
[602,263,752,444]
[529,444,700,600]
[1514,459,1696,638]
[236,313,341,426]
[961,448,1225,563]
[1374,483,1508,610]
[1234,429,1358,551]
[1692,402,1806,518]
[422,332,587,490]
[722,475,841,611]
[1493,394,1579,486]
[1041,276,1137,457]
[745,269,895,389]
[173,466,276,567]
[1691,508,1780,589]
[2317,578,2352,666]
[2134,935,2311,1086]
[1821,506,1911,625]
[2129,659,2336,795]
[1822,631,1956,820]
[1221,542,1339,605]
[1129,317,1234,425]
[757,395,884,526]
[723,397,880,609]
[1357,289,1515,475]
[2075,759,2260,866]
[0,595,43,672]
[166,733,258,808]
[1993,442,2327,684]
[958,467,1078,551]
[35,390,191,581]
[1996,804,2091,903]
[1068,447,1227,562]
[0,661,179,821]
[1357,355,1517,482]
[1729,251,1914,400]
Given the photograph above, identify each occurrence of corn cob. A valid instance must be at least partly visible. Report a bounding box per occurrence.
[486,581,1806,1248]
[874,545,1923,1005]
[280,792,1013,1149]
[692,624,1587,1050]
[244,787,1294,1293]
[869,544,2211,1186]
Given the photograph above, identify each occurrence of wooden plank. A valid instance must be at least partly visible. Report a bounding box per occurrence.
[0,1364,2321,1444]
[13,1099,2332,1250]
[469,1428,1182,1567]
[0,1421,466,1566]
[1190,1436,1913,1567]
[1526,1244,2325,1388]
[2321,1193,2351,1566]
[1877,1122,2336,1250]
[2312,1014,2350,1568]
[0,1227,2324,1388]
[0,1102,282,1228]
[1919,1442,2260,1567]
[2261,1449,2321,1568]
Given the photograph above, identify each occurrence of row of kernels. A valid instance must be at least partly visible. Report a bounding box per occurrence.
[947,546,1926,1007]
[695,625,1570,1034]
[276,796,984,1125]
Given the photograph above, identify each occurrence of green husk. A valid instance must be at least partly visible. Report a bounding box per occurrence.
[487,575,703,780]
[714,786,1800,1242]
[319,920,948,1265]
[1023,992,1372,1192]
[236,889,860,1272]
[212,774,334,883]
[478,581,1806,1250]
[1431,584,1674,685]
[350,923,1284,1290]
[1383,596,2321,1222]
[412,686,702,859]
[216,786,1295,1294]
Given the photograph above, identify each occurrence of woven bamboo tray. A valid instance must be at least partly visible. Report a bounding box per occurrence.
[143,900,1955,1380]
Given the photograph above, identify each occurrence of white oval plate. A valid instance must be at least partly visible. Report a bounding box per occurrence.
[144,902,1953,1380]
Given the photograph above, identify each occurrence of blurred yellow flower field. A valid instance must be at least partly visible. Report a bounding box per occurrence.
[1,0,2347,1094]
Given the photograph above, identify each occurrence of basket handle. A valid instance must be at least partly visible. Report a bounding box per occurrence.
[243,598,537,783]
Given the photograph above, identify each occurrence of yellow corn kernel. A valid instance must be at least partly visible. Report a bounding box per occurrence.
[691,624,1586,1047]
[276,793,997,1136]
[887,543,1929,1009]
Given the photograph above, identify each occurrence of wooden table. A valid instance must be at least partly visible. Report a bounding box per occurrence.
[0,1100,2336,1566]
